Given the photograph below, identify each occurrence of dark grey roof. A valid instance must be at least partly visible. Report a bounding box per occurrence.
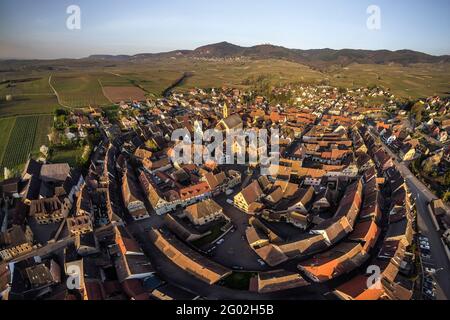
[23,159,42,178]
[39,181,54,199]
[63,169,83,195]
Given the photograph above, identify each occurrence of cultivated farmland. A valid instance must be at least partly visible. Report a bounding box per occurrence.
[0,94,58,118]
[0,75,53,96]
[1,116,38,168]
[102,86,147,103]
[51,73,110,107]
[0,115,51,171]
[0,118,16,165]
[326,63,450,99]
[0,75,58,118]
[32,115,53,151]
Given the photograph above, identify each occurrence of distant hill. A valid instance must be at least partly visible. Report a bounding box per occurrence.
[2,42,449,71]
[84,41,450,68]
[192,42,245,57]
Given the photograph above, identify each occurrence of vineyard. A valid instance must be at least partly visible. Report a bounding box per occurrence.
[51,73,111,107]
[0,115,52,173]
[1,116,38,168]
[0,118,16,164]
[32,115,53,151]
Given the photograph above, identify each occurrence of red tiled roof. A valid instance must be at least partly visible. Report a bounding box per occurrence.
[179,182,211,200]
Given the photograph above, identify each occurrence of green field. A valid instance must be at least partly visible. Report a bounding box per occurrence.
[97,72,137,87]
[32,115,53,151]
[0,94,58,118]
[0,118,16,165]
[49,146,84,167]
[0,75,53,96]
[106,58,324,96]
[100,59,450,99]
[326,63,450,99]
[0,75,58,118]
[51,73,111,107]
[1,116,38,169]
[0,76,56,179]
[102,69,182,96]
[0,115,52,171]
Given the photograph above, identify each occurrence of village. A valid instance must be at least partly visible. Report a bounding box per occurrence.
[0,83,449,301]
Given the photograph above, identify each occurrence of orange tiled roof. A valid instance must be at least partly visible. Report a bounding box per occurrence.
[179,182,211,200]
[335,275,384,300]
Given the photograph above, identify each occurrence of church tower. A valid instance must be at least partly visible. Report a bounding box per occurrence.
[223,103,229,119]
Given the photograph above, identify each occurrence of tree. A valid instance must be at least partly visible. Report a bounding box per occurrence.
[444,171,450,187]
[443,191,450,203]
[54,108,69,117]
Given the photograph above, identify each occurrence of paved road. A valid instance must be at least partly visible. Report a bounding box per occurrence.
[213,194,268,271]
[369,127,450,300]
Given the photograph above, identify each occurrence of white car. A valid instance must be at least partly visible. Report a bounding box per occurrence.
[226,199,234,205]
[225,189,234,196]
[257,259,266,266]
[216,239,225,245]
[425,267,436,274]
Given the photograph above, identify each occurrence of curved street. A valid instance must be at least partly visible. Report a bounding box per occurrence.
[127,221,327,300]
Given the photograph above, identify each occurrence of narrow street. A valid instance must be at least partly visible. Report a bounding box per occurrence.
[369,126,450,300]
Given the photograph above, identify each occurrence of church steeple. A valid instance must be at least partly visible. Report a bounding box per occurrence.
[223,103,229,118]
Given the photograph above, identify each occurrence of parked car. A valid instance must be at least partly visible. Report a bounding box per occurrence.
[421,253,432,260]
[425,267,436,274]
[216,239,225,245]
[226,199,234,205]
[423,275,434,282]
[225,189,234,196]
[423,280,436,290]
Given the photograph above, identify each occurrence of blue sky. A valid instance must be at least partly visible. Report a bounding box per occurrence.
[0,0,449,59]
